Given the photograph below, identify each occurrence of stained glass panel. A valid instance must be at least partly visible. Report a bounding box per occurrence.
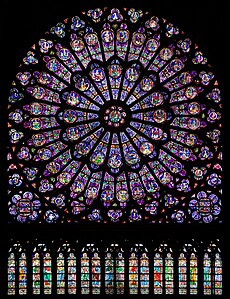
[81,245,101,294]
[5,240,223,295]
[104,244,125,294]
[178,252,187,294]
[43,253,52,294]
[105,252,114,294]
[8,253,16,295]
[81,252,90,294]
[190,253,198,294]
[91,252,101,294]
[19,253,27,295]
[154,253,163,294]
[214,253,222,295]
[32,252,40,294]
[140,252,149,294]
[7,7,222,224]
[165,252,174,294]
[203,253,211,295]
[129,252,138,294]
[68,252,77,294]
[57,252,65,294]
[116,251,125,294]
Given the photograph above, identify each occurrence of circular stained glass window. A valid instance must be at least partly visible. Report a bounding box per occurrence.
[8,7,222,223]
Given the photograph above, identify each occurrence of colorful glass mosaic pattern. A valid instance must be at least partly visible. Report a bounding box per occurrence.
[7,7,222,223]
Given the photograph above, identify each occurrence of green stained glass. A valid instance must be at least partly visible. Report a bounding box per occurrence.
[165,253,174,294]
[190,253,198,294]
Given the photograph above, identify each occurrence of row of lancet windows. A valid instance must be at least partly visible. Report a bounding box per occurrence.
[8,242,222,295]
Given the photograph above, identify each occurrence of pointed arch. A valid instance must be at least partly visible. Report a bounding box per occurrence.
[32,243,52,295]
[129,243,149,294]
[81,243,101,294]
[8,242,27,295]
[105,243,125,294]
[204,241,222,295]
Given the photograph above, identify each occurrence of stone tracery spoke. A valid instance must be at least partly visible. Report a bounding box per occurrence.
[7,7,222,223]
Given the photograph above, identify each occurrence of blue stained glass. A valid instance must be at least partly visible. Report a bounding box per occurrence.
[7,7,222,223]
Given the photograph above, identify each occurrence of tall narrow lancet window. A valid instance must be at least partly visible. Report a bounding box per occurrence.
[140,250,149,294]
[105,243,125,294]
[178,244,198,295]
[91,248,101,294]
[18,251,27,295]
[190,250,198,294]
[8,243,27,296]
[56,242,77,294]
[129,246,138,294]
[43,250,52,294]
[178,250,187,294]
[214,253,222,295]
[178,243,198,295]
[32,244,52,295]
[32,248,41,294]
[81,244,101,294]
[165,249,174,294]
[153,250,163,294]
[154,243,174,294]
[116,247,125,294]
[105,247,114,294]
[67,249,77,294]
[203,252,212,295]
[81,247,90,294]
[129,244,149,294]
[57,247,65,294]
[203,241,222,295]
[8,251,16,295]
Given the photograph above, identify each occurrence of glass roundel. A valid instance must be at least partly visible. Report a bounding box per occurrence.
[7,7,222,223]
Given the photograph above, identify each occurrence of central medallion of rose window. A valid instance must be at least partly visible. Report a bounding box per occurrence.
[104,105,126,127]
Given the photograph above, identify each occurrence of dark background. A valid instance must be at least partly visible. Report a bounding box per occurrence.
[0,0,229,297]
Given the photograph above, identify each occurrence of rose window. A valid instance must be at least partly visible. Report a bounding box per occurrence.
[7,7,222,223]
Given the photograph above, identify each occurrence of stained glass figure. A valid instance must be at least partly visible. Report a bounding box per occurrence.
[203,253,212,295]
[32,251,41,294]
[92,251,101,294]
[140,252,149,294]
[129,244,149,294]
[81,251,90,294]
[116,250,125,294]
[43,252,52,294]
[178,243,198,295]
[129,252,138,294]
[6,239,223,295]
[105,251,114,294]
[57,252,65,294]
[68,252,77,294]
[8,252,16,295]
[81,244,101,294]
[19,252,27,295]
[165,252,174,294]
[32,244,52,295]
[153,252,163,294]
[203,241,222,295]
[214,253,222,295]
[105,244,125,294]
[8,243,27,296]
[154,243,174,294]
[7,7,222,224]
[178,252,187,294]
[190,252,198,294]
[56,243,76,294]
